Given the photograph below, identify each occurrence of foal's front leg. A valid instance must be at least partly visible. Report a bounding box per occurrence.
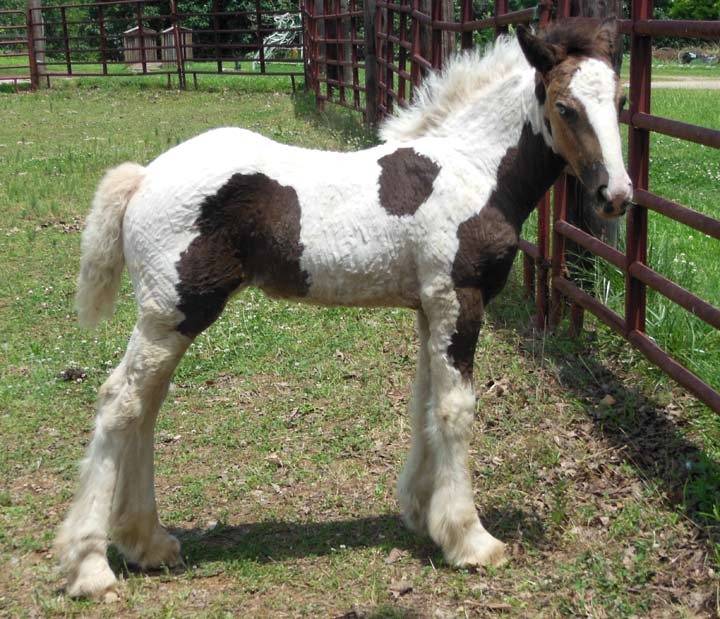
[423,287,506,568]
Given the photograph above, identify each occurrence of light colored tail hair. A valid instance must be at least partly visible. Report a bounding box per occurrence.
[76,163,145,327]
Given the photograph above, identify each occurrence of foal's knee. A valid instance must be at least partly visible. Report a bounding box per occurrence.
[95,373,143,432]
[429,382,476,443]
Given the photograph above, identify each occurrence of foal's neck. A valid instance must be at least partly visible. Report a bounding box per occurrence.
[458,71,564,231]
[495,122,565,231]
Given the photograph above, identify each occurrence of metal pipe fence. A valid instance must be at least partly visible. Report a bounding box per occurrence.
[303,0,720,413]
[12,0,306,90]
[0,9,34,91]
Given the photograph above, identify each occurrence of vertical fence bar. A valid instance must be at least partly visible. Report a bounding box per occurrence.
[98,4,108,76]
[548,0,572,327]
[431,0,441,69]
[170,0,185,88]
[410,0,421,89]
[325,0,334,101]
[375,0,384,112]
[494,0,508,36]
[255,0,266,74]
[213,0,222,73]
[385,3,395,112]
[397,0,407,105]
[364,0,378,125]
[336,0,345,102]
[551,174,569,327]
[60,6,72,75]
[626,0,652,336]
[351,0,360,109]
[557,0,571,19]
[536,191,550,328]
[460,0,472,51]
[135,2,147,74]
[530,0,553,326]
[28,0,45,86]
[26,7,39,90]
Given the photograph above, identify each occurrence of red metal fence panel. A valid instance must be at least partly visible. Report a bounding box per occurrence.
[19,0,305,89]
[0,9,34,91]
[304,1,720,413]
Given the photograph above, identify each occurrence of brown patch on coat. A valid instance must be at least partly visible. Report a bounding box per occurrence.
[447,124,564,379]
[175,173,309,337]
[378,148,440,217]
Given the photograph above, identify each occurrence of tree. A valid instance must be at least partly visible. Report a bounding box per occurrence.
[669,0,720,21]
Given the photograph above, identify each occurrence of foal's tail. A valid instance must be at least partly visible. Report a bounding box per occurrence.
[76,162,145,328]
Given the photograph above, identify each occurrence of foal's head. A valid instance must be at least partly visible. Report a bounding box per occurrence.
[518,19,633,218]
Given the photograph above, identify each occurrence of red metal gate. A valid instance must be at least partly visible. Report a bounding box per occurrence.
[0,8,36,91]
[19,0,305,89]
[303,0,720,414]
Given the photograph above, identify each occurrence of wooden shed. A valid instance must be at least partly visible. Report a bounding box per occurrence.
[122,26,159,63]
[161,26,193,63]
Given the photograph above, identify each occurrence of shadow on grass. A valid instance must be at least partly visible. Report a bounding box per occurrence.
[487,278,720,546]
[113,506,545,569]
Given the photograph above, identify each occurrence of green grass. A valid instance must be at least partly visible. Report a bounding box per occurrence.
[520,87,720,404]
[0,77,718,617]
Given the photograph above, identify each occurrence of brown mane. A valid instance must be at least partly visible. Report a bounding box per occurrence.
[541,17,617,63]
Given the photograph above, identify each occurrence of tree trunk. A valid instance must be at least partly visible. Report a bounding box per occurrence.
[28,0,46,86]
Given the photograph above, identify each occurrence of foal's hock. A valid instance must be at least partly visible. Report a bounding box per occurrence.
[55,18,631,598]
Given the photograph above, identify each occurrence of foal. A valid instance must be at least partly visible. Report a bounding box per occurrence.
[56,19,632,597]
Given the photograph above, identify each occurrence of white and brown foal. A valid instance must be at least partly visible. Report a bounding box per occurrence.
[56,18,632,597]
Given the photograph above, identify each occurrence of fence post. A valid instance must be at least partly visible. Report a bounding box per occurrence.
[363,0,378,126]
[25,8,39,90]
[27,0,45,88]
[170,0,186,89]
[626,0,652,336]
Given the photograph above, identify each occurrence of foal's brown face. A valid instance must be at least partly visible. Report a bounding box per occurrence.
[519,20,633,218]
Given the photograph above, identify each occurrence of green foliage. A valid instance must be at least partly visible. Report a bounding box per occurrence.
[669,0,720,20]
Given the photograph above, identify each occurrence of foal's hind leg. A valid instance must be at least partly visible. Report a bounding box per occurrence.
[397,310,433,533]
[54,316,190,598]
[422,288,506,568]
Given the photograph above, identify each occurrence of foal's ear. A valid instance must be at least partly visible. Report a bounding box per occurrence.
[594,17,619,60]
[517,25,564,75]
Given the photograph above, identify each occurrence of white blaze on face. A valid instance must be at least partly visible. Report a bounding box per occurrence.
[570,58,633,206]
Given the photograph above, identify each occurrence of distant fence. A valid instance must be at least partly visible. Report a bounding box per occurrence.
[0,0,306,90]
[0,9,33,91]
[304,0,720,413]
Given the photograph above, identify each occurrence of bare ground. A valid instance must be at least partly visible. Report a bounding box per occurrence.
[2,296,719,618]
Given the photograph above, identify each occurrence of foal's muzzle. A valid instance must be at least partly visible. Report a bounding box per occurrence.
[597,184,633,219]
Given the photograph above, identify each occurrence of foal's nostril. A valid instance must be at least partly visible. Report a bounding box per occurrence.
[597,185,610,203]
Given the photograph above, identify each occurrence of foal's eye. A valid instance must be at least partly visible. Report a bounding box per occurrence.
[555,102,576,120]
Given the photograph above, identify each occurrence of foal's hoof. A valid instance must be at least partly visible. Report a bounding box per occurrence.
[141,531,183,570]
[448,531,508,569]
[65,553,119,599]
[123,529,184,570]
